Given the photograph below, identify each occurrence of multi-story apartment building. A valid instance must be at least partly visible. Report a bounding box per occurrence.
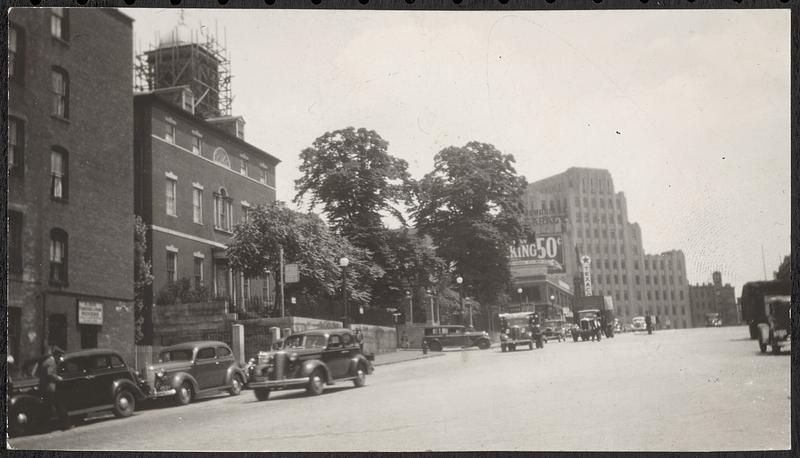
[133,28,280,345]
[7,8,136,363]
[521,168,692,329]
[689,271,738,327]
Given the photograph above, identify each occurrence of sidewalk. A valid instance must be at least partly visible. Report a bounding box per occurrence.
[372,349,446,367]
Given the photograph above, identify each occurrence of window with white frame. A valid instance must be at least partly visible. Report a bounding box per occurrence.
[235,119,245,139]
[166,177,177,216]
[165,123,176,144]
[50,228,68,284]
[166,251,177,283]
[51,67,68,118]
[241,203,250,222]
[194,256,204,288]
[50,8,68,41]
[260,167,269,185]
[240,159,248,176]
[214,188,233,231]
[213,147,231,168]
[191,134,201,155]
[192,186,203,224]
[50,148,67,200]
[182,88,195,114]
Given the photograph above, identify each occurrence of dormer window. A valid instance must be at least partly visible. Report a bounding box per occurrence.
[235,118,245,139]
[181,88,195,114]
[213,147,231,168]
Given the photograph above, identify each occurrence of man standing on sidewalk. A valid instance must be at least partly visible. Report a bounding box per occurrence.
[38,346,69,430]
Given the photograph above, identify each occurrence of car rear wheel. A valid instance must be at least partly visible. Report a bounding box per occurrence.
[353,365,367,387]
[429,341,443,352]
[759,341,767,353]
[254,387,271,401]
[229,373,243,396]
[772,342,781,355]
[112,388,136,418]
[501,344,507,352]
[307,369,325,396]
[477,339,490,350]
[176,381,193,406]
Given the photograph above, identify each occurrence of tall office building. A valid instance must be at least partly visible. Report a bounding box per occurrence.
[520,168,692,328]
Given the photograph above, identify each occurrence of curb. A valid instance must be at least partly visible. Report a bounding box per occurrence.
[373,352,446,367]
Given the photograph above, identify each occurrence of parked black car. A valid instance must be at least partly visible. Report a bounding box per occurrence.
[756,296,791,354]
[422,325,492,352]
[8,349,145,436]
[247,329,374,401]
[139,341,247,405]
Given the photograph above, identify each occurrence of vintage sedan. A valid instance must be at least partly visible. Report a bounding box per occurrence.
[139,341,247,405]
[542,319,567,342]
[422,325,492,352]
[248,329,374,401]
[8,349,145,436]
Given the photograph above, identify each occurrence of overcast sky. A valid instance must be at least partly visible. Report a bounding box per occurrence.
[124,8,790,292]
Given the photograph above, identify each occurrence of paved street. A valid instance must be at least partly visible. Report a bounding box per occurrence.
[8,325,790,452]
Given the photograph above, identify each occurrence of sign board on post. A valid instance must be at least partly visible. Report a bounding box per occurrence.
[508,234,566,273]
[284,263,299,283]
[77,301,104,325]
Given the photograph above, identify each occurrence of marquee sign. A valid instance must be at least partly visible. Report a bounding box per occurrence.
[581,255,593,297]
[508,234,565,273]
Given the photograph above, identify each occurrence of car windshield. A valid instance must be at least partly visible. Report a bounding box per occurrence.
[159,349,193,362]
[283,334,327,349]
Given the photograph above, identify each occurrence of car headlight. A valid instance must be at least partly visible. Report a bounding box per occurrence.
[155,369,165,378]
[288,353,299,362]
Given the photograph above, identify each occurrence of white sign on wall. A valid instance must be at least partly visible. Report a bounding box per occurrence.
[78,301,104,325]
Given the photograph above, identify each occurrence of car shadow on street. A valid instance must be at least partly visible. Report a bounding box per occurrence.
[241,385,356,404]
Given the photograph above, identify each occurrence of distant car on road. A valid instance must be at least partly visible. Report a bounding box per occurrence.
[631,316,647,332]
[423,325,492,352]
[572,310,603,342]
[542,319,567,342]
[705,313,722,327]
[8,349,145,436]
[247,328,374,401]
[139,341,246,406]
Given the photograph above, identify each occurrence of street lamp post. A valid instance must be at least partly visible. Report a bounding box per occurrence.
[466,297,473,330]
[405,290,413,325]
[549,294,555,320]
[517,287,523,310]
[426,289,435,325]
[339,257,349,328]
[456,277,464,326]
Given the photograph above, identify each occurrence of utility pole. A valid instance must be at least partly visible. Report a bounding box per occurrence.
[279,246,285,317]
[761,245,767,280]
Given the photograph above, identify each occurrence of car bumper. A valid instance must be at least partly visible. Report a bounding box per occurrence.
[140,383,177,399]
[247,377,310,389]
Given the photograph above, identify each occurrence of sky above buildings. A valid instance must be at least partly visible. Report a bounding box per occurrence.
[123,8,790,292]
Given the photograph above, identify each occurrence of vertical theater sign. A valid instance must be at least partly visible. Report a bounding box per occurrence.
[581,255,593,296]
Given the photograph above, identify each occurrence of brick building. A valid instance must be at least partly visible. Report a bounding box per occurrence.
[7,8,136,364]
[133,28,280,346]
[689,271,738,327]
[521,168,692,329]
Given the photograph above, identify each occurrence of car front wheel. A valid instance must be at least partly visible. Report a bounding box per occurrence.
[112,388,136,418]
[477,339,490,350]
[176,381,193,406]
[9,403,42,437]
[353,365,367,387]
[429,341,443,352]
[229,374,243,396]
[307,369,325,396]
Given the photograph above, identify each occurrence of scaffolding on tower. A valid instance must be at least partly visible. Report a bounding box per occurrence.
[134,21,233,119]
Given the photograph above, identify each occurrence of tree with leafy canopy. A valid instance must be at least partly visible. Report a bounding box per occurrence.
[227,203,383,319]
[134,215,154,345]
[413,142,529,326]
[371,228,448,323]
[293,127,414,252]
